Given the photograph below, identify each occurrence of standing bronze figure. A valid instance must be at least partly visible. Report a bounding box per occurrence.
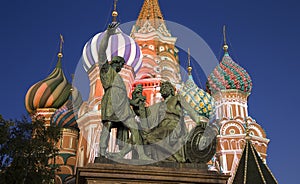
[98,23,149,160]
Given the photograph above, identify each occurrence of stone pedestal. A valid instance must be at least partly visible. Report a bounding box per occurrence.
[76,159,229,184]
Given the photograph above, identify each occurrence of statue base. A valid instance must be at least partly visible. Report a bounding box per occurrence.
[76,157,229,183]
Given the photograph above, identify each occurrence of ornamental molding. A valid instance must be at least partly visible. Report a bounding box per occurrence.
[218,134,269,143]
[139,20,156,33]
[157,23,171,37]
[132,20,171,37]
[143,54,155,60]
[215,99,247,105]
[221,122,244,135]
[248,124,264,138]
[212,90,250,101]
[217,149,243,154]
[161,55,174,62]
[132,27,177,44]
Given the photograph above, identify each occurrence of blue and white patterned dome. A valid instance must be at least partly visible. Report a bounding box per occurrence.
[82,28,143,73]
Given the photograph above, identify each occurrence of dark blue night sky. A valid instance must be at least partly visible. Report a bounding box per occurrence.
[0,0,299,183]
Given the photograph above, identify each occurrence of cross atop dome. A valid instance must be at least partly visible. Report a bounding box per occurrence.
[223,25,229,55]
[25,34,72,115]
[206,26,253,94]
[57,34,64,58]
[56,34,64,68]
[112,0,118,23]
[187,48,193,76]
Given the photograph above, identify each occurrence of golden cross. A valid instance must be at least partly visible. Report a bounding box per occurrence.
[114,0,118,11]
[188,48,191,67]
[245,118,250,136]
[70,74,75,91]
[59,34,64,53]
[223,25,227,45]
[71,74,74,82]
[187,48,193,75]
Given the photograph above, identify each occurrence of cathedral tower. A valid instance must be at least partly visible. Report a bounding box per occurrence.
[206,27,270,183]
[25,36,82,183]
[131,0,181,106]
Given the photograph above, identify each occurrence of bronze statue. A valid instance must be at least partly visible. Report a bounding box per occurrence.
[130,84,147,117]
[141,81,186,162]
[136,81,208,162]
[97,23,214,163]
[98,23,150,160]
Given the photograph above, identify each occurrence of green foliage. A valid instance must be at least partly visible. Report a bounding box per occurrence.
[0,116,61,184]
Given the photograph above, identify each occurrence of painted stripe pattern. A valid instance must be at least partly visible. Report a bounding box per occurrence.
[82,28,142,73]
[51,88,82,129]
[51,105,78,129]
[25,59,71,114]
[180,76,215,119]
[207,53,252,94]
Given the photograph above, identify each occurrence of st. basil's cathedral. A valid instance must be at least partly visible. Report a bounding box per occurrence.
[24,0,277,183]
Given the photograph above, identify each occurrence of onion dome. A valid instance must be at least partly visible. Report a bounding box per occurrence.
[51,103,78,129]
[207,50,252,94]
[82,27,143,73]
[180,49,215,119]
[25,52,71,114]
[51,87,82,129]
[207,27,252,94]
[181,75,215,119]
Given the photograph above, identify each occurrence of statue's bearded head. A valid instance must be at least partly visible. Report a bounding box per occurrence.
[132,84,144,99]
[160,81,175,99]
[111,56,125,72]
[135,84,143,93]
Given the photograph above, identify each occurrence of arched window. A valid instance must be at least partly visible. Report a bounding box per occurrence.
[230,139,237,149]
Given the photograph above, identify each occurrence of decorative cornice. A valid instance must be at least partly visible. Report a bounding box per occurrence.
[131,30,177,44]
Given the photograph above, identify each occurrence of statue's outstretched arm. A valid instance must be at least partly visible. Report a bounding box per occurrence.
[98,22,120,65]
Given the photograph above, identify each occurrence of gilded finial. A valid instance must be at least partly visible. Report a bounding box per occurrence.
[112,0,118,22]
[70,74,74,91]
[245,118,251,140]
[223,25,229,52]
[187,48,192,75]
[58,34,64,58]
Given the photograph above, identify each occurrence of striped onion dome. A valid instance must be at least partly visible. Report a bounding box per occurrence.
[207,51,252,94]
[51,87,82,129]
[180,75,215,119]
[82,28,142,73]
[25,58,71,114]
